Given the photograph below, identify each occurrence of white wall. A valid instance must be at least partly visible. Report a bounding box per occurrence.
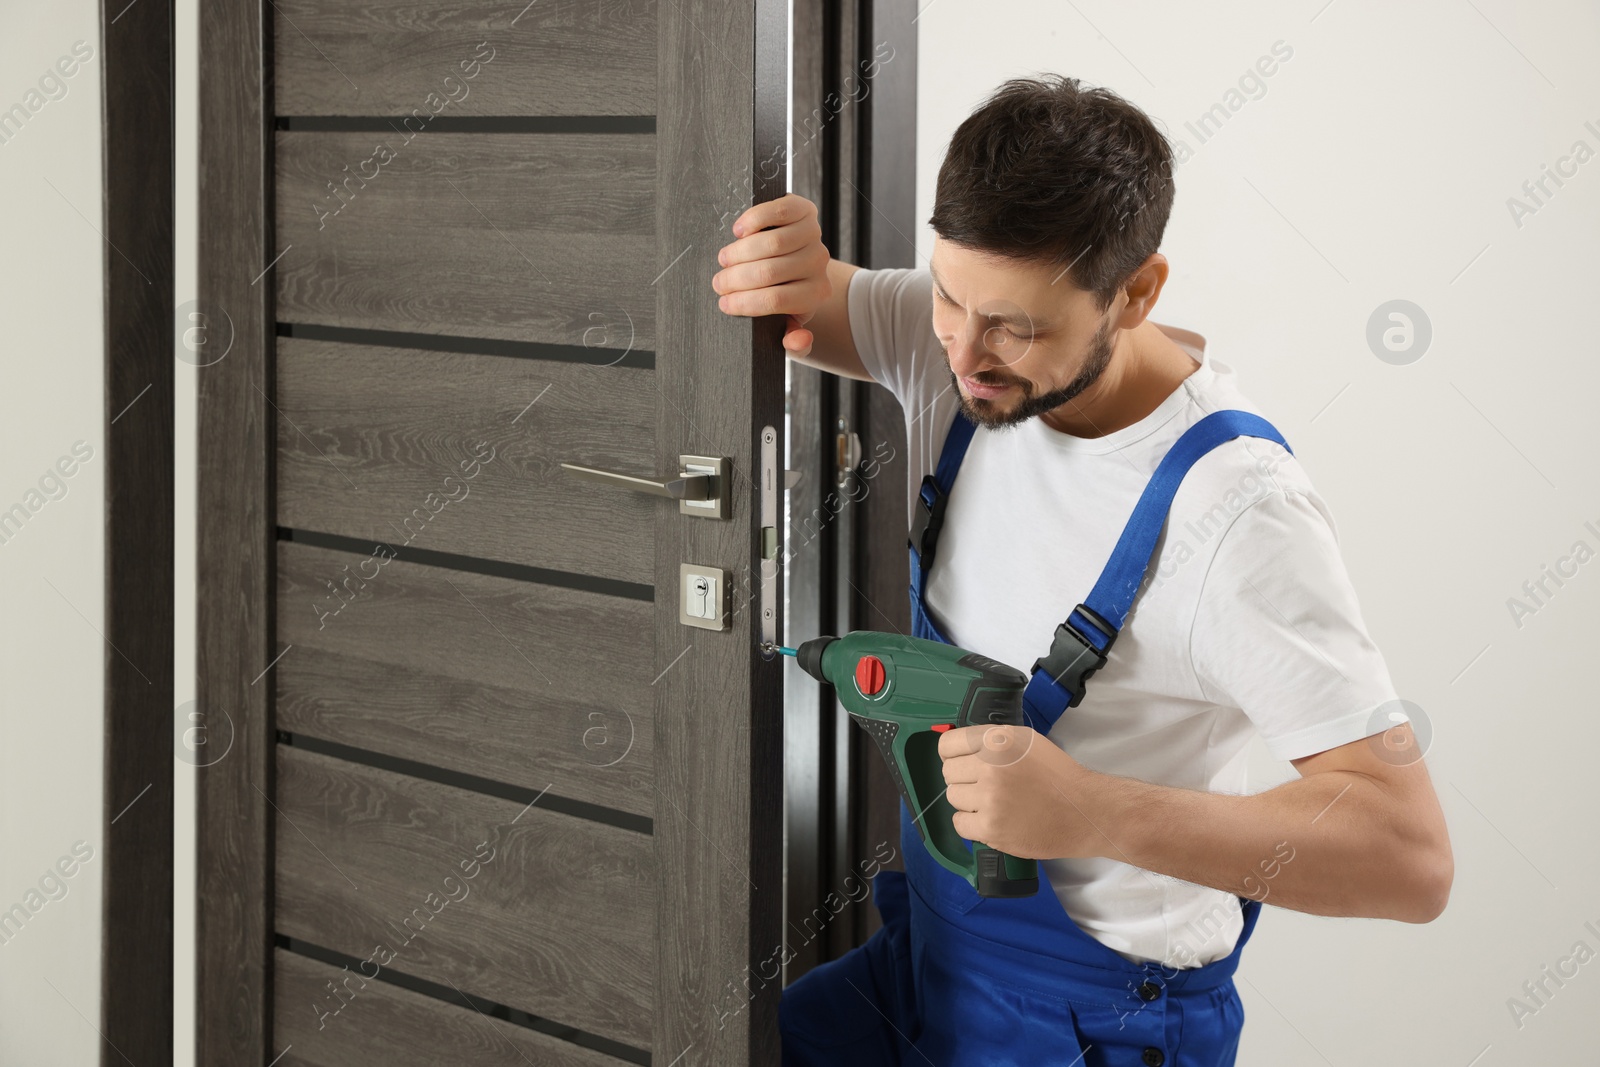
[917,1,1598,1062]
[0,4,106,1065]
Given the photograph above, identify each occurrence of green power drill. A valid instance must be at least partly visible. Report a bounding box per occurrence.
[781,632,1040,898]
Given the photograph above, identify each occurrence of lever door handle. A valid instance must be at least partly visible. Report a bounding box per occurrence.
[559,463,711,500]
[560,454,731,520]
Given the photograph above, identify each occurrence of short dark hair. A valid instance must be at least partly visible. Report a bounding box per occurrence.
[929,74,1175,313]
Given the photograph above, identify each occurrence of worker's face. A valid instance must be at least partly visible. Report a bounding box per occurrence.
[930,237,1120,430]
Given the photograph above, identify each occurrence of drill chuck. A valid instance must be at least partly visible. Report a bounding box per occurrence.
[794,636,837,684]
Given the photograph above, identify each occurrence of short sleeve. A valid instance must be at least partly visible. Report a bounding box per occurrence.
[1189,488,1403,762]
[846,266,940,412]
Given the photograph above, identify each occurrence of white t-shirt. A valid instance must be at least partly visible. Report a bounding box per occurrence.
[848,265,1404,968]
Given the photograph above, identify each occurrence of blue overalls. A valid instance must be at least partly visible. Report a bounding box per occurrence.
[780,407,1294,1066]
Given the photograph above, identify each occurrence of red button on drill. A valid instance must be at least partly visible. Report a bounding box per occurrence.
[854,655,886,696]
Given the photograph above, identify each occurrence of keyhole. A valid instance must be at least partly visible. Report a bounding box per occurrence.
[693,576,710,616]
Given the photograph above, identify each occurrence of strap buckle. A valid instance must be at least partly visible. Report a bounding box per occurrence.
[907,474,944,564]
[1031,604,1118,709]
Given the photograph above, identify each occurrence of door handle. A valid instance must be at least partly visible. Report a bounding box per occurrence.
[559,463,710,500]
[560,454,730,519]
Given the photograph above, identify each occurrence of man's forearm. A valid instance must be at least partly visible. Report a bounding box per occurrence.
[1080,768,1450,922]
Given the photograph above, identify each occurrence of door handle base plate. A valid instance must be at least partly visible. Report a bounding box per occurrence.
[679,455,730,520]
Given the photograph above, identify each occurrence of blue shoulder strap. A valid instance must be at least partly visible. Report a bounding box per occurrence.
[907,409,978,631]
[904,407,1294,736]
[1021,409,1292,732]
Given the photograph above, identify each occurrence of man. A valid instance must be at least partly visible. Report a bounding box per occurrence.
[713,74,1452,1065]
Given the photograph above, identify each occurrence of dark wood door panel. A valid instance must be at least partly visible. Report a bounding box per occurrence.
[274,131,655,346]
[275,338,655,582]
[276,540,654,817]
[202,0,786,1060]
[274,745,655,1047]
[273,950,637,1067]
[272,0,657,118]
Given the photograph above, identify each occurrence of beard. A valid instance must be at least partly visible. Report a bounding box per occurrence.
[946,313,1117,430]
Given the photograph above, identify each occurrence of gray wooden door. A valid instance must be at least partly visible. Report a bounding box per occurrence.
[196,3,789,1065]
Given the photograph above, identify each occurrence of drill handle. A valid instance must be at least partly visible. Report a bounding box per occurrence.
[972,845,1039,898]
[950,653,1042,896]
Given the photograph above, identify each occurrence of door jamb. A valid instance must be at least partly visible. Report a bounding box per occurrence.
[101,0,176,1062]
[783,0,921,979]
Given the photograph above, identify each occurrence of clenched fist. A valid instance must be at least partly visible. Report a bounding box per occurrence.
[939,724,1113,862]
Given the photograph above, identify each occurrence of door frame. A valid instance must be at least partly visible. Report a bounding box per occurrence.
[100,0,175,1062]
[784,0,919,981]
[195,2,792,1063]
[842,0,922,955]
